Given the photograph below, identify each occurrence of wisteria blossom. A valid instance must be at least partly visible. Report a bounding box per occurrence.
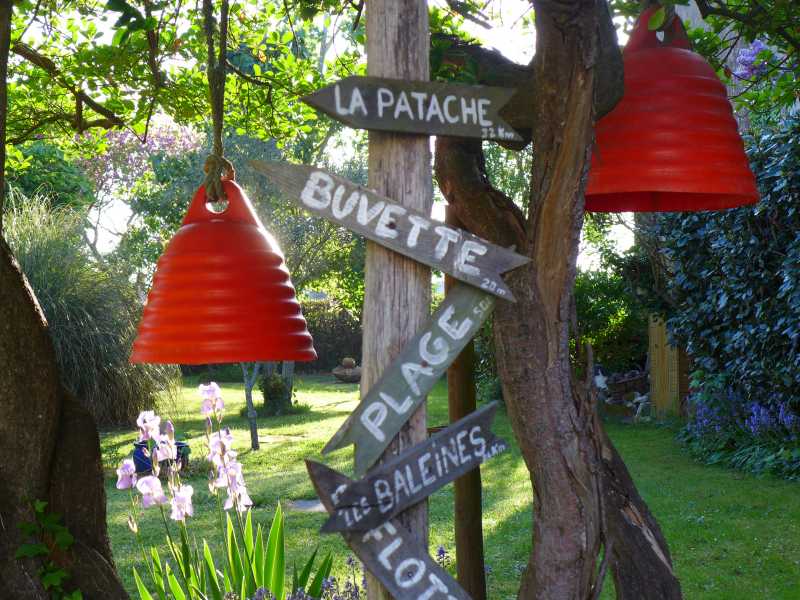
[169,484,195,522]
[136,410,162,441]
[735,39,770,79]
[136,476,169,508]
[116,459,137,490]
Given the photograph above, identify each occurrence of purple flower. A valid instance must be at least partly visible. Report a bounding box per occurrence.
[136,476,169,508]
[155,421,178,462]
[136,410,161,441]
[208,428,236,466]
[224,483,253,512]
[116,459,137,490]
[735,40,770,79]
[169,484,194,521]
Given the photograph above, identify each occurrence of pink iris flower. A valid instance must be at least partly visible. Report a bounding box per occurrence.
[155,420,177,462]
[136,411,161,441]
[136,476,169,508]
[199,382,225,418]
[116,459,137,490]
[169,485,194,522]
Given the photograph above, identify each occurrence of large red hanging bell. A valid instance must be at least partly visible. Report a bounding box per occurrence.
[130,180,317,364]
[585,7,759,212]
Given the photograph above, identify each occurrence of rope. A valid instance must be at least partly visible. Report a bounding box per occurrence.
[202,0,232,202]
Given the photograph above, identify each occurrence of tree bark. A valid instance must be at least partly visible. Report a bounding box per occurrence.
[0,239,128,599]
[241,362,262,450]
[434,2,682,596]
[363,2,432,599]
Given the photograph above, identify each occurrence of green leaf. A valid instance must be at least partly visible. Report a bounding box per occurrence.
[265,503,285,600]
[40,567,69,589]
[307,553,333,599]
[134,567,156,600]
[244,510,254,557]
[253,525,265,587]
[203,542,223,600]
[15,542,49,559]
[166,563,187,600]
[295,547,318,593]
[648,7,666,31]
[226,515,244,592]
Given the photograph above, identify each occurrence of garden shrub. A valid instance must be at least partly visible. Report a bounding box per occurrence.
[255,372,295,416]
[653,112,800,477]
[4,194,178,425]
[297,298,361,373]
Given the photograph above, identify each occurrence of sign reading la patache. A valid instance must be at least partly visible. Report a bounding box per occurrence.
[250,161,527,300]
[302,76,522,142]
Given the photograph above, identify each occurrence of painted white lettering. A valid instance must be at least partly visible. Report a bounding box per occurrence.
[426,94,445,123]
[362,521,397,543]
[357,194,385,226]
[350,87,368,116]
[433,226,460,260]
[418,453,435,486]
[393,468,410,502]
[410,91,427,119]
[361,403,388,442]
[455,240,487,276]
[394,91,415,120]
[442,439,460,470]
[434,444,444,477]
[378,537,403,571]
[375,204,406,239]
[396,558,426,588]
[443,95,459,124]
[334,85,348,115]
[374,479,394,514]
[419,332,450,367]
[456,429,471,464]
[407,215,431,248]
[401,362,434,396]
[379,391,413,415]
[377,88,394,118]
[300,172,334,210]
[331,484,348,506]
[460,97,478,124]
[405,464,422,494]
[438,305,474,341]
[469,425,486,459]
[477,98,492,126]
[418,573,449,600]
[333,190,359,219]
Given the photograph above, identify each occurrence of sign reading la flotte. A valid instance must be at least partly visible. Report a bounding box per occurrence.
[307,461,473,600]
[302,76,522,142]
[250,160,528,301]
[319,402,507,534]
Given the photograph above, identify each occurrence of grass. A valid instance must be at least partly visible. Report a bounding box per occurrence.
[101,376,800,599]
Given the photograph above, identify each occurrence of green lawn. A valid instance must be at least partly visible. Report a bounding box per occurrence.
[101,376,800,599]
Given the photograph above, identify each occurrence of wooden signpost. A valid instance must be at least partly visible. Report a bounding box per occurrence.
[323,283,495,475]
[249,160,527,300]
[250,19,527,597]
[307,461,472,600]
[318,402,507,534]
[302,76,522,142]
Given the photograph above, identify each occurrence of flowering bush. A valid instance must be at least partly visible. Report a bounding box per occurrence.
[679,373,800,480]
[115,383,331,599]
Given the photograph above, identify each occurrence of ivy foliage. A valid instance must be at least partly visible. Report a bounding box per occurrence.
[654,112,800,406]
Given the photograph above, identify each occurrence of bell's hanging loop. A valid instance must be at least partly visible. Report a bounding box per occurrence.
[627,6,691,52]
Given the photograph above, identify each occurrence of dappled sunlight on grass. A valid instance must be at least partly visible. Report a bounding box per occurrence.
[103,376,800,599]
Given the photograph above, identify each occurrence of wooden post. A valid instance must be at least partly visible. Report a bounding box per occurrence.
[445,206,487,600]
[363,2,431,599]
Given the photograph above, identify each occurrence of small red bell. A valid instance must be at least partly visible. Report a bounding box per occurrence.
[130,180,316,364]
[585,7,759,212]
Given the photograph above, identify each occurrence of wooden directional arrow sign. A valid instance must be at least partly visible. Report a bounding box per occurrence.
[321,402,507,534]
[324,283,495,475]
[302,76,523,142]
[307,461,473,600]
[249,160,528,301]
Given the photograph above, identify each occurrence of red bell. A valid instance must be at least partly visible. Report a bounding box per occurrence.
[130,180,316,364]
[585,7,759,212]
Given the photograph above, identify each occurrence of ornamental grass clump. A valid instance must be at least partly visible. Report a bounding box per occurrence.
[115,382,332,600]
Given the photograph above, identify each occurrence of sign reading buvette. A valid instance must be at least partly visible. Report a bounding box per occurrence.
[302,76,522,142]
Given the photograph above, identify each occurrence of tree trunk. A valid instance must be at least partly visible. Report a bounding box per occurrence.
[363,2,432,599]
[0,240,128,599]
[434,2,682,596]
[241,362,262,450]
[281,360,295,403]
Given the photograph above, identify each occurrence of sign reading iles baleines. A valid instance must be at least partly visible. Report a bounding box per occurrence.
[250,160,528,301]
[302,76,522,142]
[319,402,508,534]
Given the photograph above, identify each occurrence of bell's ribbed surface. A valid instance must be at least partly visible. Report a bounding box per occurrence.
[585,7,759,212]
[130,181,316,364]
